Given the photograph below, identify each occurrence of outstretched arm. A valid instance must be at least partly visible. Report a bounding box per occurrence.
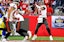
[35,4,40,9]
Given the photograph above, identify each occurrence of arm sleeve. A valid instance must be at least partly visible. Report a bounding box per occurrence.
[35,4,40,9]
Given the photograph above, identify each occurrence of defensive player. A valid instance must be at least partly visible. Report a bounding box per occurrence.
[0,6,6,40]
[2,2,31,42]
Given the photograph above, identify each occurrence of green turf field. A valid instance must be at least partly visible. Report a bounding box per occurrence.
[0,36,64,40]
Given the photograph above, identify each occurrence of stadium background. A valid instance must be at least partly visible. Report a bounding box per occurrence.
[24,15,64,36]
[0,0,64,36]
[0,0,64,41]
[0,15,64,40]
[0,15,64,36]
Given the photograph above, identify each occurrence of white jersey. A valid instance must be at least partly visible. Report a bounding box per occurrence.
[14,13,24,21]
[5,11,14,21]
[36,4,47,18]
[5,10,24,22]
[5,2,17,21]
[35,4,47,23]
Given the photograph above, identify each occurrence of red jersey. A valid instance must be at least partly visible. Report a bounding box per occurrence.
[21,4,28,10]
[44,0,51,5]
[18,1,28,11]
[47,5,53,15]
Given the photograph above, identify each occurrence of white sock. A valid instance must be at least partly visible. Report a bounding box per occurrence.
[32,34,37,40]
[27,31,32,38]
[23,36,28,40]
[50,35,53,40]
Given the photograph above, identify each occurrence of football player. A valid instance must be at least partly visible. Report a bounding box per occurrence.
[32,2,53,40]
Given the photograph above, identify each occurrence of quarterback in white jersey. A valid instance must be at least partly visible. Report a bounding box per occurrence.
[32,2,53,40]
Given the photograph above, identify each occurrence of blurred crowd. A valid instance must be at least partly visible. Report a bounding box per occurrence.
[0,0,64,41]
[0,0,64,16]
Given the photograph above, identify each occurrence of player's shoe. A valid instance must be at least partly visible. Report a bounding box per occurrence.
[1,38,7,42]
[32,34,37,40]
[23,36,28,40]
[1,36,5,41]
[27,31,32,38]
[49,35,53,40]
[1,37,9,41]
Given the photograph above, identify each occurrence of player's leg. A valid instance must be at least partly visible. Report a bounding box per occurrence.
[0,21,6,42]
[5,32,11,39]
[18,28,32,38]
[32,23,42,40]
[43,18,53,40]
[2,28,11,42]
[35,23,42,34]
[21,21,32,38]
[12,23,17,35]
[1,18,8,42]
[1,29,6,39]
[2,29,11,42]
[8,21,15,36]
[17,29,29,40]
[16,21,32,40]
[3,21,12,40]
[2,32,11,42]
[2,17,6,39]
[0,28,6,41]
[1,18,6,40]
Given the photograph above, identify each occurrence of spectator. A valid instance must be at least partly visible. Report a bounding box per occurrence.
[44,0,51,5]
[55,0,61,6]
[30,0,34,5]
[62,4,64,13]
[47,5,54,16]
[18,0,30,15]
[61,0,64,6]
[51,0,56,10]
